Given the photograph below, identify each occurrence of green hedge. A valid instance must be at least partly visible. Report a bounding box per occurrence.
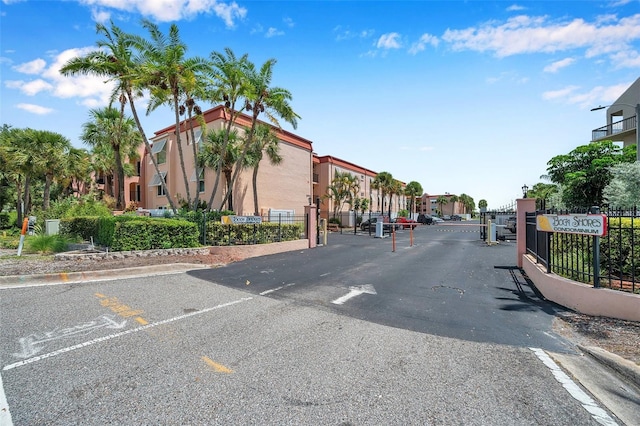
[111,218,199,251]
[0,212,11,229]
[601,218,640,280]
[206,222,303,246]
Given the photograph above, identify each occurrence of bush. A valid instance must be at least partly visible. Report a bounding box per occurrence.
[601,218,640,280]
[328,217,341,227]
[110,218,200,251]
[25,234,69,254]
[205,222,303,246]
[0,212,11,229]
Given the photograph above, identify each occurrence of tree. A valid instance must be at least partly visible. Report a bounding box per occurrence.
[325,171,359,219]
[526,183,558,210]
[80,107,142,210]
[206,48,251,211]
[448,194,459,216]
[388,179,402,219]
[33,130,72,211]
[138,19,210,210]
[603,162,640,207]
[404,181,423,217]
[478,199,488,210]
[219,56,300,211]
[198,128,249,211]
[372,171,393,215]
[247,124,282,215]
[546,140,635,209]
[60,20,176,211]
[458,193,475,215]
[436,195,448,217]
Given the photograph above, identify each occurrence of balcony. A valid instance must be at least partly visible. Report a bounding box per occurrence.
[592,115,637,142]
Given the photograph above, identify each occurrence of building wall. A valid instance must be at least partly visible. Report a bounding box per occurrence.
[143,106,313,215]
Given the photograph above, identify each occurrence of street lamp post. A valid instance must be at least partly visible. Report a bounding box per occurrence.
[522,184,529,198]
[591,103,640,162]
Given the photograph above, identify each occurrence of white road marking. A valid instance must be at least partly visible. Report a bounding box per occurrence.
[319,273,331,277]
[331,285,377,305]
[2,297,252,371]
[259,283,296,295]
[0,372,13,426]
[530,348,618,426]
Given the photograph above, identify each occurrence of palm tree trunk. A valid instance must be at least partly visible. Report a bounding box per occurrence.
[172,93,191,207]
[114,146,125,210]
[224,170,233,211]
[252,163,260,216]
[186,109,201,211]
[126,89,177,212]
[43,174,52,210]
[208,109,237,211]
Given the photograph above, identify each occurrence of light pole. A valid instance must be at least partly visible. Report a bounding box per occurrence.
[591,103,640,162]
[522,184,528,198]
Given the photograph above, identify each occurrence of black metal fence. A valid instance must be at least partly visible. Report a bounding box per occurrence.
[526,207,639,293]
[182,213,307,246]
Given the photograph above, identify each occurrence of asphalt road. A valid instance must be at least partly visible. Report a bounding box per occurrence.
[0,223,617,425]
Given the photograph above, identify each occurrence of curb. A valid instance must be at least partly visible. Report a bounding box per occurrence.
[578,344,640,389]
[0,263,209,288]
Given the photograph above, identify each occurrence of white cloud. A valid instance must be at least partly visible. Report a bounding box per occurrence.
[265,27,284,38]
[16,103,54,115]
[10,79,54,96]
[506,5,526,12]
[442,13,640,60]
[77,0,247,26]
[283,17,294,28]
[91,7,111,23]
[609,49,640,68]
[408,33,439,55]
[376,33,402,49]
[542,82,631,108]
[14,58,46,74]
[543,57,576,73]
[334,26,374,41]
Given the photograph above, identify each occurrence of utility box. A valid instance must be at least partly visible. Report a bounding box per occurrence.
[45,219,60,235]
[375,220,385,238]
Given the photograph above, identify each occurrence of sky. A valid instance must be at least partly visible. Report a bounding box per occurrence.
[1,0,639,210]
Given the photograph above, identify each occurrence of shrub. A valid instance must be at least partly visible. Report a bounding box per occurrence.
[205,222,303,246]
[601,218,640,280]
[25,234,69,254]
[0,212,11,229]
[110,218,200,251]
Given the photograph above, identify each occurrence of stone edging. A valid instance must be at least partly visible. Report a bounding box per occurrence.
[54,247,211,261]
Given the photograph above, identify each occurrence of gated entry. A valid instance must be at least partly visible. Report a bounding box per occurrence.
[480,210,517,241]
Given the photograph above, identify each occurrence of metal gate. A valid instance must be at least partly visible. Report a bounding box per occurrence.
[480,210,517,241]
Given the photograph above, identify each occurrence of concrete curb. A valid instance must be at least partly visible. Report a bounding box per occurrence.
[579,344,640,389]
[0,263,209,288]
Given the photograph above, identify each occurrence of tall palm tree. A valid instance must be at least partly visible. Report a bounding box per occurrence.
[206,47,251,211]
[138,19,211,210]
[388,179,402,219]
[247,124,282,216]
[199,128,250,211]
[372,171,393,216]
[61,147,93,197]
[448,194,459,216]
[33,130,71,211]
[436,195,448,217]
[219,57,300,211]
[60,20,176,211]
[81,107,142,210]
[404,181,423,217]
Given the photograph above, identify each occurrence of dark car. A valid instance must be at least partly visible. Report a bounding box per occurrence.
[360,217,395,232]
[450,215,462,221]
[417,214,433,225]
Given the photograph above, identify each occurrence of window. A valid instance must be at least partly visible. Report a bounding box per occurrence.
[151,138,167,164]
[149,171,167,197]
[190,168,205,192]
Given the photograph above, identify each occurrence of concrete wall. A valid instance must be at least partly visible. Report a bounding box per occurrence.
[523,255,640,322]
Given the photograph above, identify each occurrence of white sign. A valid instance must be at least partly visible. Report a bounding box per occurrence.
[221,215,262,225]
[536,214,607,236]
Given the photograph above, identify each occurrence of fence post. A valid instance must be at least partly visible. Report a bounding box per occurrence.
[591,206,601,288]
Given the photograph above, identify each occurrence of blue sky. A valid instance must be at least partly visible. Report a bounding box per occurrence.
[1,0,639,209]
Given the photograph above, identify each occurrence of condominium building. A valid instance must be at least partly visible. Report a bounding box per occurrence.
[591,77,640,157]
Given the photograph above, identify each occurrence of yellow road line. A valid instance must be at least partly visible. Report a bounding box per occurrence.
[135,317,148,325]
[202,356,233,373]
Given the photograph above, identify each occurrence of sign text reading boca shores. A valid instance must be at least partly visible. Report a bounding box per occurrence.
[221,215,262,225]
[536,214,607,237]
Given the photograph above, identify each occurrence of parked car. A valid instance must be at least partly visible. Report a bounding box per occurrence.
[395,217,418,229]
[450,215,462,221]
[505,217,517,233]
[431,216,444,223]
[417,214,433,225]
[360,217,394,232]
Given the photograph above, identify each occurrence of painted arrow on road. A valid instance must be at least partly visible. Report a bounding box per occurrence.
[331,285,377,305]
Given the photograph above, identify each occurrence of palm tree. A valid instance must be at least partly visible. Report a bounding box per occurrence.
[137,19,211,210]
[372,171,393,216]
[325,171,358,219]
[206,48,251,211]
[199,128,249,211]
[247,124,282,216]
[81,107,142,210]
[387,179,402,219]
[219,57,300,211]
[33,130,72,211]
[60,20,176,211]
[478,199,488,211]
[404,181,423,217]
[61,147,93,197]
[449,194,459,216]
[436,195,448,217]
[458,193,475,216]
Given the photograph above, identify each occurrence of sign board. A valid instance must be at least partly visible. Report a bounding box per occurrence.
[221,215,262,225]
[536,214,607,237]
